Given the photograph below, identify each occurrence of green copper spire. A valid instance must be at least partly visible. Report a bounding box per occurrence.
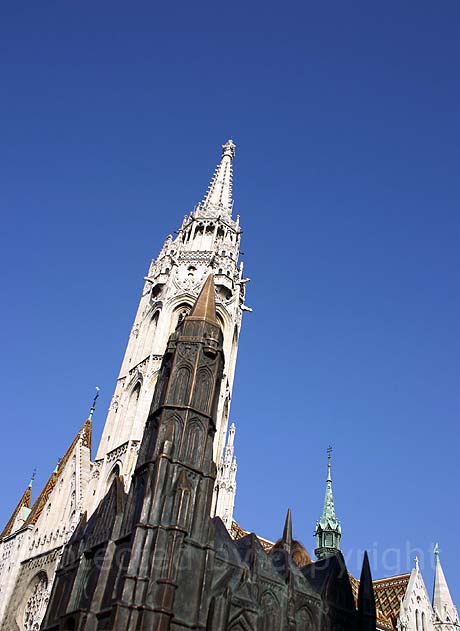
[315,447,342,560]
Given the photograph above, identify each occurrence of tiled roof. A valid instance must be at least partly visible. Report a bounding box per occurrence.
[230,520,274,552]
[0,483,32,539]
[350,572,411,630]
[24,419,92,527]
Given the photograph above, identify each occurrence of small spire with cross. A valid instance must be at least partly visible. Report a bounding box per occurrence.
[327,446,332,480]
[88,386,100,421]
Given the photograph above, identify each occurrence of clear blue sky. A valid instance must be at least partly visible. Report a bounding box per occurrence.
[1,0,459,601]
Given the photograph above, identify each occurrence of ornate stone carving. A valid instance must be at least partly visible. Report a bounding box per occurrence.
[107,442,129,463]
[178,250,213,262]
[23,572,49,631]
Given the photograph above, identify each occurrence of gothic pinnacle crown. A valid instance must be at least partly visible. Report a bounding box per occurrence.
[198,139,235,216]
[222,139,236,159]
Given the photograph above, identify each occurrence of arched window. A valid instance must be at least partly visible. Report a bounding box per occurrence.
[422,612,426,631]
[142,310,160,359]
[106,464,120,491]
[185,420,204,464]
[168,367,190,405]
[416,610,421,631]
[259,591,280,631]
[126,382,141,430]
[192,368,213,414]
[170,304,191,333]
[23,572,49,630]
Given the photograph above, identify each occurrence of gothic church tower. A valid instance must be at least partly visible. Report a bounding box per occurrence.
[90,140,249,516]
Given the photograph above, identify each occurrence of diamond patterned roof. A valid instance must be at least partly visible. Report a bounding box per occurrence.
[350,572,411,630]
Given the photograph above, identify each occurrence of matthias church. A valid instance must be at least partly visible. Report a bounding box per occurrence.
[0,142,458,630]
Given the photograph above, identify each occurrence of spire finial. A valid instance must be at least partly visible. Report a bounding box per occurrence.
[327,445,332,480]
[222,139,236,159]
[29,467,37,487]
[198,140,236,216]
[88,386,100,421]
[432,542,458,623]
[282,508,293,554]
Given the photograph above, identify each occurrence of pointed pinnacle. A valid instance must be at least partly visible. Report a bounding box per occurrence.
[282,508,293,554]
[359,551,372,582]
[200,140,235,215]
[188,275,218,324]
[358,551,376,623]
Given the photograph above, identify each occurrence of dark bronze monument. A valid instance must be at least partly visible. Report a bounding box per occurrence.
[42,276,376,631]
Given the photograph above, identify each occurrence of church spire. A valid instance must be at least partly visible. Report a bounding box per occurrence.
[314,447,342,560]
[433,544,459,627]
[198,139,235,216]
[281,508,293,554]
[188,274,217,324]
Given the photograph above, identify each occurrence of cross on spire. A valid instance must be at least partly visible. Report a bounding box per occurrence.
[314,447,342,560]
[88,386,100,421]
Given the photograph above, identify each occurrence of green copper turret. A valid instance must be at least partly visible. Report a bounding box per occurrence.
[315,447,342,560]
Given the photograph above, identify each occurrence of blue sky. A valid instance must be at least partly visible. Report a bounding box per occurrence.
[1,0,459,600]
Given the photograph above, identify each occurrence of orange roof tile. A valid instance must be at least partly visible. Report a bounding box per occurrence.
[0,483,32,539]
[24,419,91,527]
[230,520,274,552]
[350,572,411,630]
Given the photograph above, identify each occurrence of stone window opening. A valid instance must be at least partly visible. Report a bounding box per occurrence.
[23,571,48,631]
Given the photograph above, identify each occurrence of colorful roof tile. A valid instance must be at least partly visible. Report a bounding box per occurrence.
[350,572,411,630]
[24,419,91,527]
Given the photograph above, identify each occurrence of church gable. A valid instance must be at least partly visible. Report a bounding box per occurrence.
[0,482,32,539]
[25,419,92,557]
[400,565,435,631]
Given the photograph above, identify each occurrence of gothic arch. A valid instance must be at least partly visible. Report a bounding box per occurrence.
[171,470,192,529]
[215,305,230,331]
[170,301,193,333]
[21,571,49,631]
[192,367,213,414]
[258,590,280,631]
[142,309,160,359]
[106,463,121,492]
[184,418,204,464]
[125,381,142,430]
[168,365,191,405]
[296,606,314,629]
[226,608,253,631]
[157,413,184,457]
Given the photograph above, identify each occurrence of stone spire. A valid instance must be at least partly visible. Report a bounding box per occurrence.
[281,508,293,554]
[91,140,247,523]
[315,447,342,560]
[213,422,237,528]
[358,551,376,631]
[198,139,235,216]
[433,544,459,628]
